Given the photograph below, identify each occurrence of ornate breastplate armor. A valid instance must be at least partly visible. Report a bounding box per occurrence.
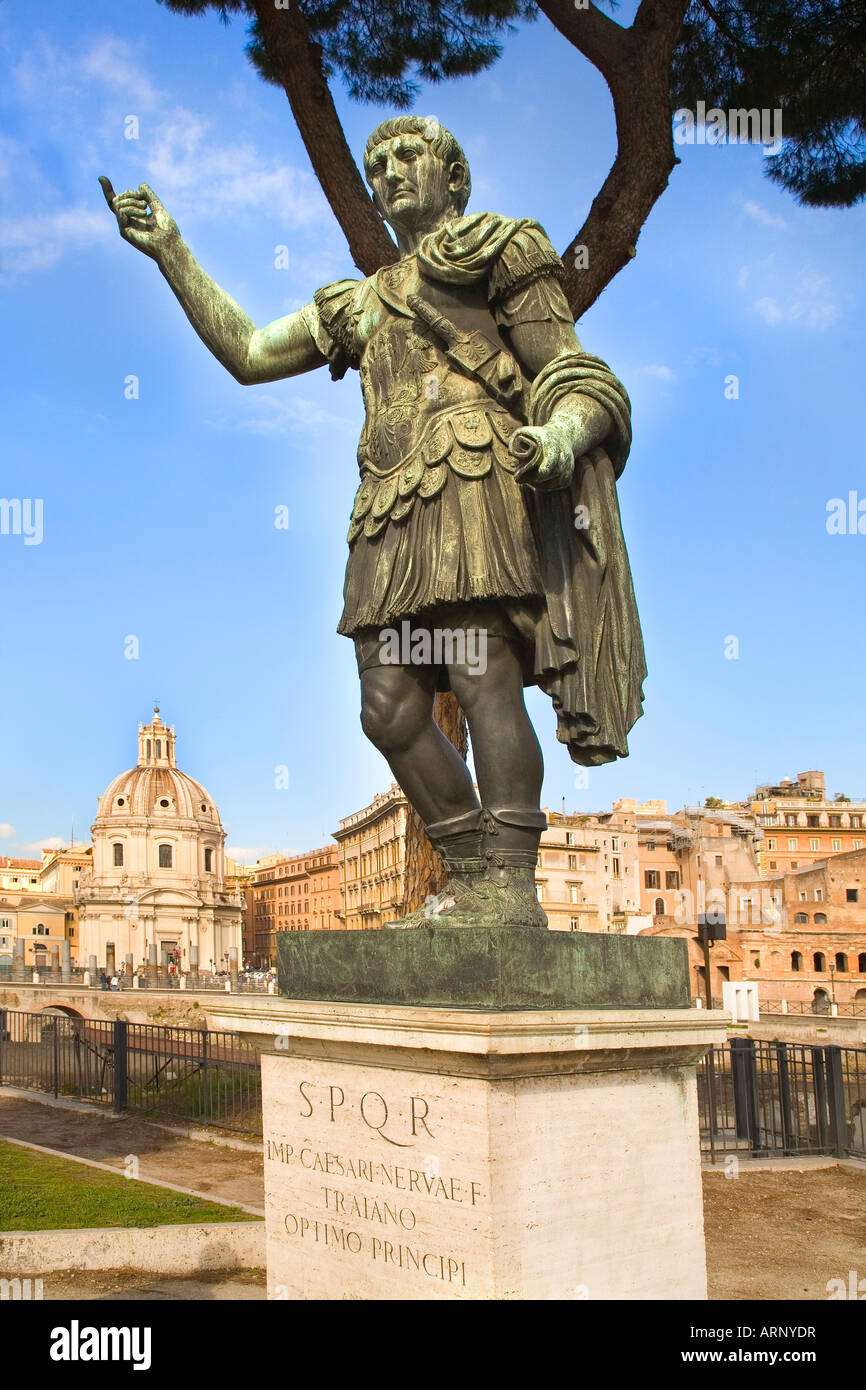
[347,257,524,541]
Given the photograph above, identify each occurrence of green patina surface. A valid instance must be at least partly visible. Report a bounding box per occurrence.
[277,928,690,1010]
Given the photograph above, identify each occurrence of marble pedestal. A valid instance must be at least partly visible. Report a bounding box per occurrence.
[262,1001,729,1301]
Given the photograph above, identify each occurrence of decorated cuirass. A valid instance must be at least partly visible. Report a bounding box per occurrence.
[345,257,526,542]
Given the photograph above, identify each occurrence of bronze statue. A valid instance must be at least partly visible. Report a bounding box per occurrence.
[101,116,645,930]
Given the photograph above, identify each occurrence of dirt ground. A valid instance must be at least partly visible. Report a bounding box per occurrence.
[703,1164,866,1301]
[0,1094,263,1212]
[3,1094,865,1300]
[39,1268,267,1301]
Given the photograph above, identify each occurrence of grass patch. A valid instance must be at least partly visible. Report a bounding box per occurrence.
[0,1140,261,1231]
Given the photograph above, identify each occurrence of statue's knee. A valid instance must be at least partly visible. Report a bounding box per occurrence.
[360,682,427,755]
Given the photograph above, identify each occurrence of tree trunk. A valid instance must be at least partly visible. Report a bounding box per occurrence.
[250,0,397,275]
[537,0,690,319]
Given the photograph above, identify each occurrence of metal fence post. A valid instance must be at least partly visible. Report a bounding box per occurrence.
[113,1019,128,1114]
[731,1037,761,1154]
[825,1045,848,1158]
[775,1042,796,1155]
[201,1029,210,1123]
[811,1046,829,1151]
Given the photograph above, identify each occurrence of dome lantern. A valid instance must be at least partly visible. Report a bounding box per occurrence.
[138,704,177,768]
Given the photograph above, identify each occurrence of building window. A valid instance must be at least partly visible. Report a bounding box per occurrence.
[566,832,574,846]
[807,815,820,828]
[832,839,841,852]
[536,884,544,903]
[791,951,802,972]
[570,917,579,931]
[665,871,680,889]
[568,855,577,870]
[715,855,723,868]
[113,843,124,867]
[158,844,172,869]
[612,857,621,877]
[204,848,213,872]
[645,870,660,889]
[835,953,848,973]
[815,888,824,901]
[155,740,161,758]
[767,838,776,850]
[785,815,798,827]
[815,913,827,924]
[855,840,863,851]
[814,952,826,972]
[611,837,619,852]
[769,861,777,870]
[791,862,798,869]
[570,885,580,904]
[848,889,859,903]
[654,898,665,916]
[829,815,842,829]
[794,913,808,923]
[859,953,866,973]
[810,839,819,851]
[788,838,798,851]
[851,816,862,830]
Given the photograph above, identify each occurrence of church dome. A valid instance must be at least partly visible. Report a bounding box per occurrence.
[94,708,222,829]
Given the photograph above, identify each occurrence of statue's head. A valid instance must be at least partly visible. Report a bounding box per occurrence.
[364,117,471,232]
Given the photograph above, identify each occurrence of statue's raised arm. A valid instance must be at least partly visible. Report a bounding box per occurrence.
[99,177,326,384]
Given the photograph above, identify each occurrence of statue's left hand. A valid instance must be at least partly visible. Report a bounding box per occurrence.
[509,420,575,491]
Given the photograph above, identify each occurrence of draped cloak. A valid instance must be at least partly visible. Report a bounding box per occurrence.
[302,212,646,766]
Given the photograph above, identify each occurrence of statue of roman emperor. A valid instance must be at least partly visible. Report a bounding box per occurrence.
[101,116,645,930]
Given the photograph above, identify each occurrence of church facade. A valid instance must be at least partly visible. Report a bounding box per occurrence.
[75,710,243,973]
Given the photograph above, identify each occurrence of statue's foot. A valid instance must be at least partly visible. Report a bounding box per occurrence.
[382,871,494,930]
[483,865,548,929]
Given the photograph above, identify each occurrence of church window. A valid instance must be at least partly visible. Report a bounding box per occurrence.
[113,843,124,867]
[158,844,172,869]
[146,741,151,758]
[159,798,170,808]
[204,848,213,872]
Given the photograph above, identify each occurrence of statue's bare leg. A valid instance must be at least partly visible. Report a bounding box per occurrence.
[449,638,547,927]
[359,663,480,826]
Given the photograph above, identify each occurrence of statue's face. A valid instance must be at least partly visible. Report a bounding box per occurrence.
[365,133,462,232]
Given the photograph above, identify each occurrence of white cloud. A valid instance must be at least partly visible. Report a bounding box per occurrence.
[0,207,111,275]
[752,273,839,331]
[227,845,288,865]
[740,199,787,231]
[143,112,328,229]
[1,35,332,278]
[206,392,357,437]
[640,364,675,382]
[0,824,16,839]
[80,35,162,109]
[10,837,66,855]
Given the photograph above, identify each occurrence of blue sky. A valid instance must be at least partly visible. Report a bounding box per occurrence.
[1,0,863,861]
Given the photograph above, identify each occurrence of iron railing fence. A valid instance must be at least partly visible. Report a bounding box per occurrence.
[0,1008,262,1135]
[122,1021,262,1132]
[699,1039,866,1162]
[2,1009,863,1155]
[760,999,866,1018]
[0,970,275,994]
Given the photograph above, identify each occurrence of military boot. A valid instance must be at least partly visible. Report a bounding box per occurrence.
[383,808,493,929]
[481,807,548,928]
